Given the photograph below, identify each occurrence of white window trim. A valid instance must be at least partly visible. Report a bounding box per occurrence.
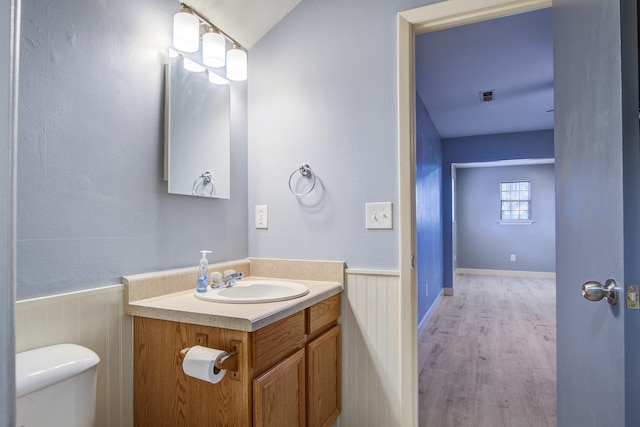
[500,180,531,221]
[498,219,536,225]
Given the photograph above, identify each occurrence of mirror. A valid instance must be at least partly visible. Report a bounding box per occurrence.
[166,54,231,199]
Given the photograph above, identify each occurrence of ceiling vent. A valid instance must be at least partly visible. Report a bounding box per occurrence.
[480,90,495,102]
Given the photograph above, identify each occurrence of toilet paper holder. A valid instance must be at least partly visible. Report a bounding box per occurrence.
[179,343,239,373]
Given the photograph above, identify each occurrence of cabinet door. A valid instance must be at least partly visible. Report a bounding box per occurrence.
[307,325,341,427]
[253,348,306,427]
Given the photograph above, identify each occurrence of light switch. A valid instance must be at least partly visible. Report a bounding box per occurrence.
[366,202,393,229]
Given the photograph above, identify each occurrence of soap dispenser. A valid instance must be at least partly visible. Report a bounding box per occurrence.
[196,250,212,293]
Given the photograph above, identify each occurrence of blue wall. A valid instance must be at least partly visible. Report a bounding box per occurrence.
[17,0,248,299]
[17,0,440,298]
[442,130,554,288]
[456,164,555,272]
[415,94,443,325]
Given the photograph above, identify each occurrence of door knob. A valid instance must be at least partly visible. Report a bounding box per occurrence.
[582,279,619,305]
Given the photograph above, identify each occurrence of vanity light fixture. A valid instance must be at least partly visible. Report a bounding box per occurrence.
[172,7,199,53]
[226,44,248,81]
[172,3,247,81]
[202,29,226,68]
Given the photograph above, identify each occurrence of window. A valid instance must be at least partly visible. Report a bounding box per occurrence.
[500,181,530,220]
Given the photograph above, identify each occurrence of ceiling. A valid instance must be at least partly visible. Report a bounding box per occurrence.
[186,0,301,48]
[184,2,552,139]
[415,8,554,139]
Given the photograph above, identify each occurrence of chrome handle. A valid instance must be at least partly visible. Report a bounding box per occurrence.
[582,279,619,305]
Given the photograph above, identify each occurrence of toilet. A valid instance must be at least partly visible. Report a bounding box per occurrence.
[16,343,100,427]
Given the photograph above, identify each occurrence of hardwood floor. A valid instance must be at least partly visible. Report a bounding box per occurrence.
[418,274,556,427]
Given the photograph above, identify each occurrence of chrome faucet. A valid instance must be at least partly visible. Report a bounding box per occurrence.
[222,270,243,287]
[210,272,224,289]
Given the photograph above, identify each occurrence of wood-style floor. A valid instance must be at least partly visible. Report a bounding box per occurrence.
[418,274,556,427]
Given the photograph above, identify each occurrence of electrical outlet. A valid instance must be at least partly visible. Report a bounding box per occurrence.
[195,333,208,347]
[510,254,516,262]
[366,202,393,229]
[255,205,268,229]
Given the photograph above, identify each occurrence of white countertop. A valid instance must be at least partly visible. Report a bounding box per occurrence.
[125,276,343,332]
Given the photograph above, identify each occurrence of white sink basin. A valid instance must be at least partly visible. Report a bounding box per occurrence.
[193,279,309,304]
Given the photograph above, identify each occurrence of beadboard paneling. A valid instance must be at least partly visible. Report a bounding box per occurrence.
[339,270,401,427]
[15,285,133,427]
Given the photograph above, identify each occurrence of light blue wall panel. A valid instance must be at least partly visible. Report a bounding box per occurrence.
[456,164,555,273]
[17,0,248,299]
[442,130,554,288]
[246,0,437,269]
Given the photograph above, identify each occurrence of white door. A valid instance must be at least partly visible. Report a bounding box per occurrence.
[554,0,638,425]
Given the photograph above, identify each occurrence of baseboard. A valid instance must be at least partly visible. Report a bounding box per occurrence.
[455,268,556,279]
[417,289,444,337]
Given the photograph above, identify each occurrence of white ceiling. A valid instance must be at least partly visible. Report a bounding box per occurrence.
[415,8,554,139]
[186,0,301,49]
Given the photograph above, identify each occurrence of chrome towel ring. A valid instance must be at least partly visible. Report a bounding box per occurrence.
[288,163,316,196]
[192,171,215,196]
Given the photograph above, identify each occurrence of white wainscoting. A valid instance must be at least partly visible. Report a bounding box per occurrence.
[338,269,401,427]
[15,285,133,427]
[15,271,403,427]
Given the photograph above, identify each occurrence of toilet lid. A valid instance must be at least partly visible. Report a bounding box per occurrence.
[16,343,100,397]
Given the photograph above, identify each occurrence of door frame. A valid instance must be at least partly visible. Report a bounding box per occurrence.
[396,1,551,425]
[0,0,19,424]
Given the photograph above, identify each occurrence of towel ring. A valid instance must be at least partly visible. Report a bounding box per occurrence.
[288,163,316,196]
[192,171,215,196]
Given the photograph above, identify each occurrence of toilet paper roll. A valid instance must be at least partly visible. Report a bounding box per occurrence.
[182,345,227,384]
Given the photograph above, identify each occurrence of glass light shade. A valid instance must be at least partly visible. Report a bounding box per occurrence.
[202,31,226,68]
[183,57,205,72]
[173,12,199,52]
[226,47,247,81]
[208,71,229,85]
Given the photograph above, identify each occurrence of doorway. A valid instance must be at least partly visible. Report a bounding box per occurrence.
[396,1,553,425]
[412,6,559,423]
[421,159,557,426]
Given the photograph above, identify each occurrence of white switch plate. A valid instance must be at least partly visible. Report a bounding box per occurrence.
[366,202,393,229]
[255,205,268,229]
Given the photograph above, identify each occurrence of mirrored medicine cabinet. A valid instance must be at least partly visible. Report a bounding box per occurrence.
[165,54,231,199]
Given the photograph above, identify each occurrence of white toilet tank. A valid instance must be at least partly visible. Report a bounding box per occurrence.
[16,343,100,427]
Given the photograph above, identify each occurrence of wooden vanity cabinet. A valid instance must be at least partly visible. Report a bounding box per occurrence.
[253,348,306,427]
[251,294,341,427]
[305,295,341,427]
[133,293,341,427]
[306,325,341,427]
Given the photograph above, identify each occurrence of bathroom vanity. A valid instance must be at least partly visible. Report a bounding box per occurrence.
[125,258,343,427]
